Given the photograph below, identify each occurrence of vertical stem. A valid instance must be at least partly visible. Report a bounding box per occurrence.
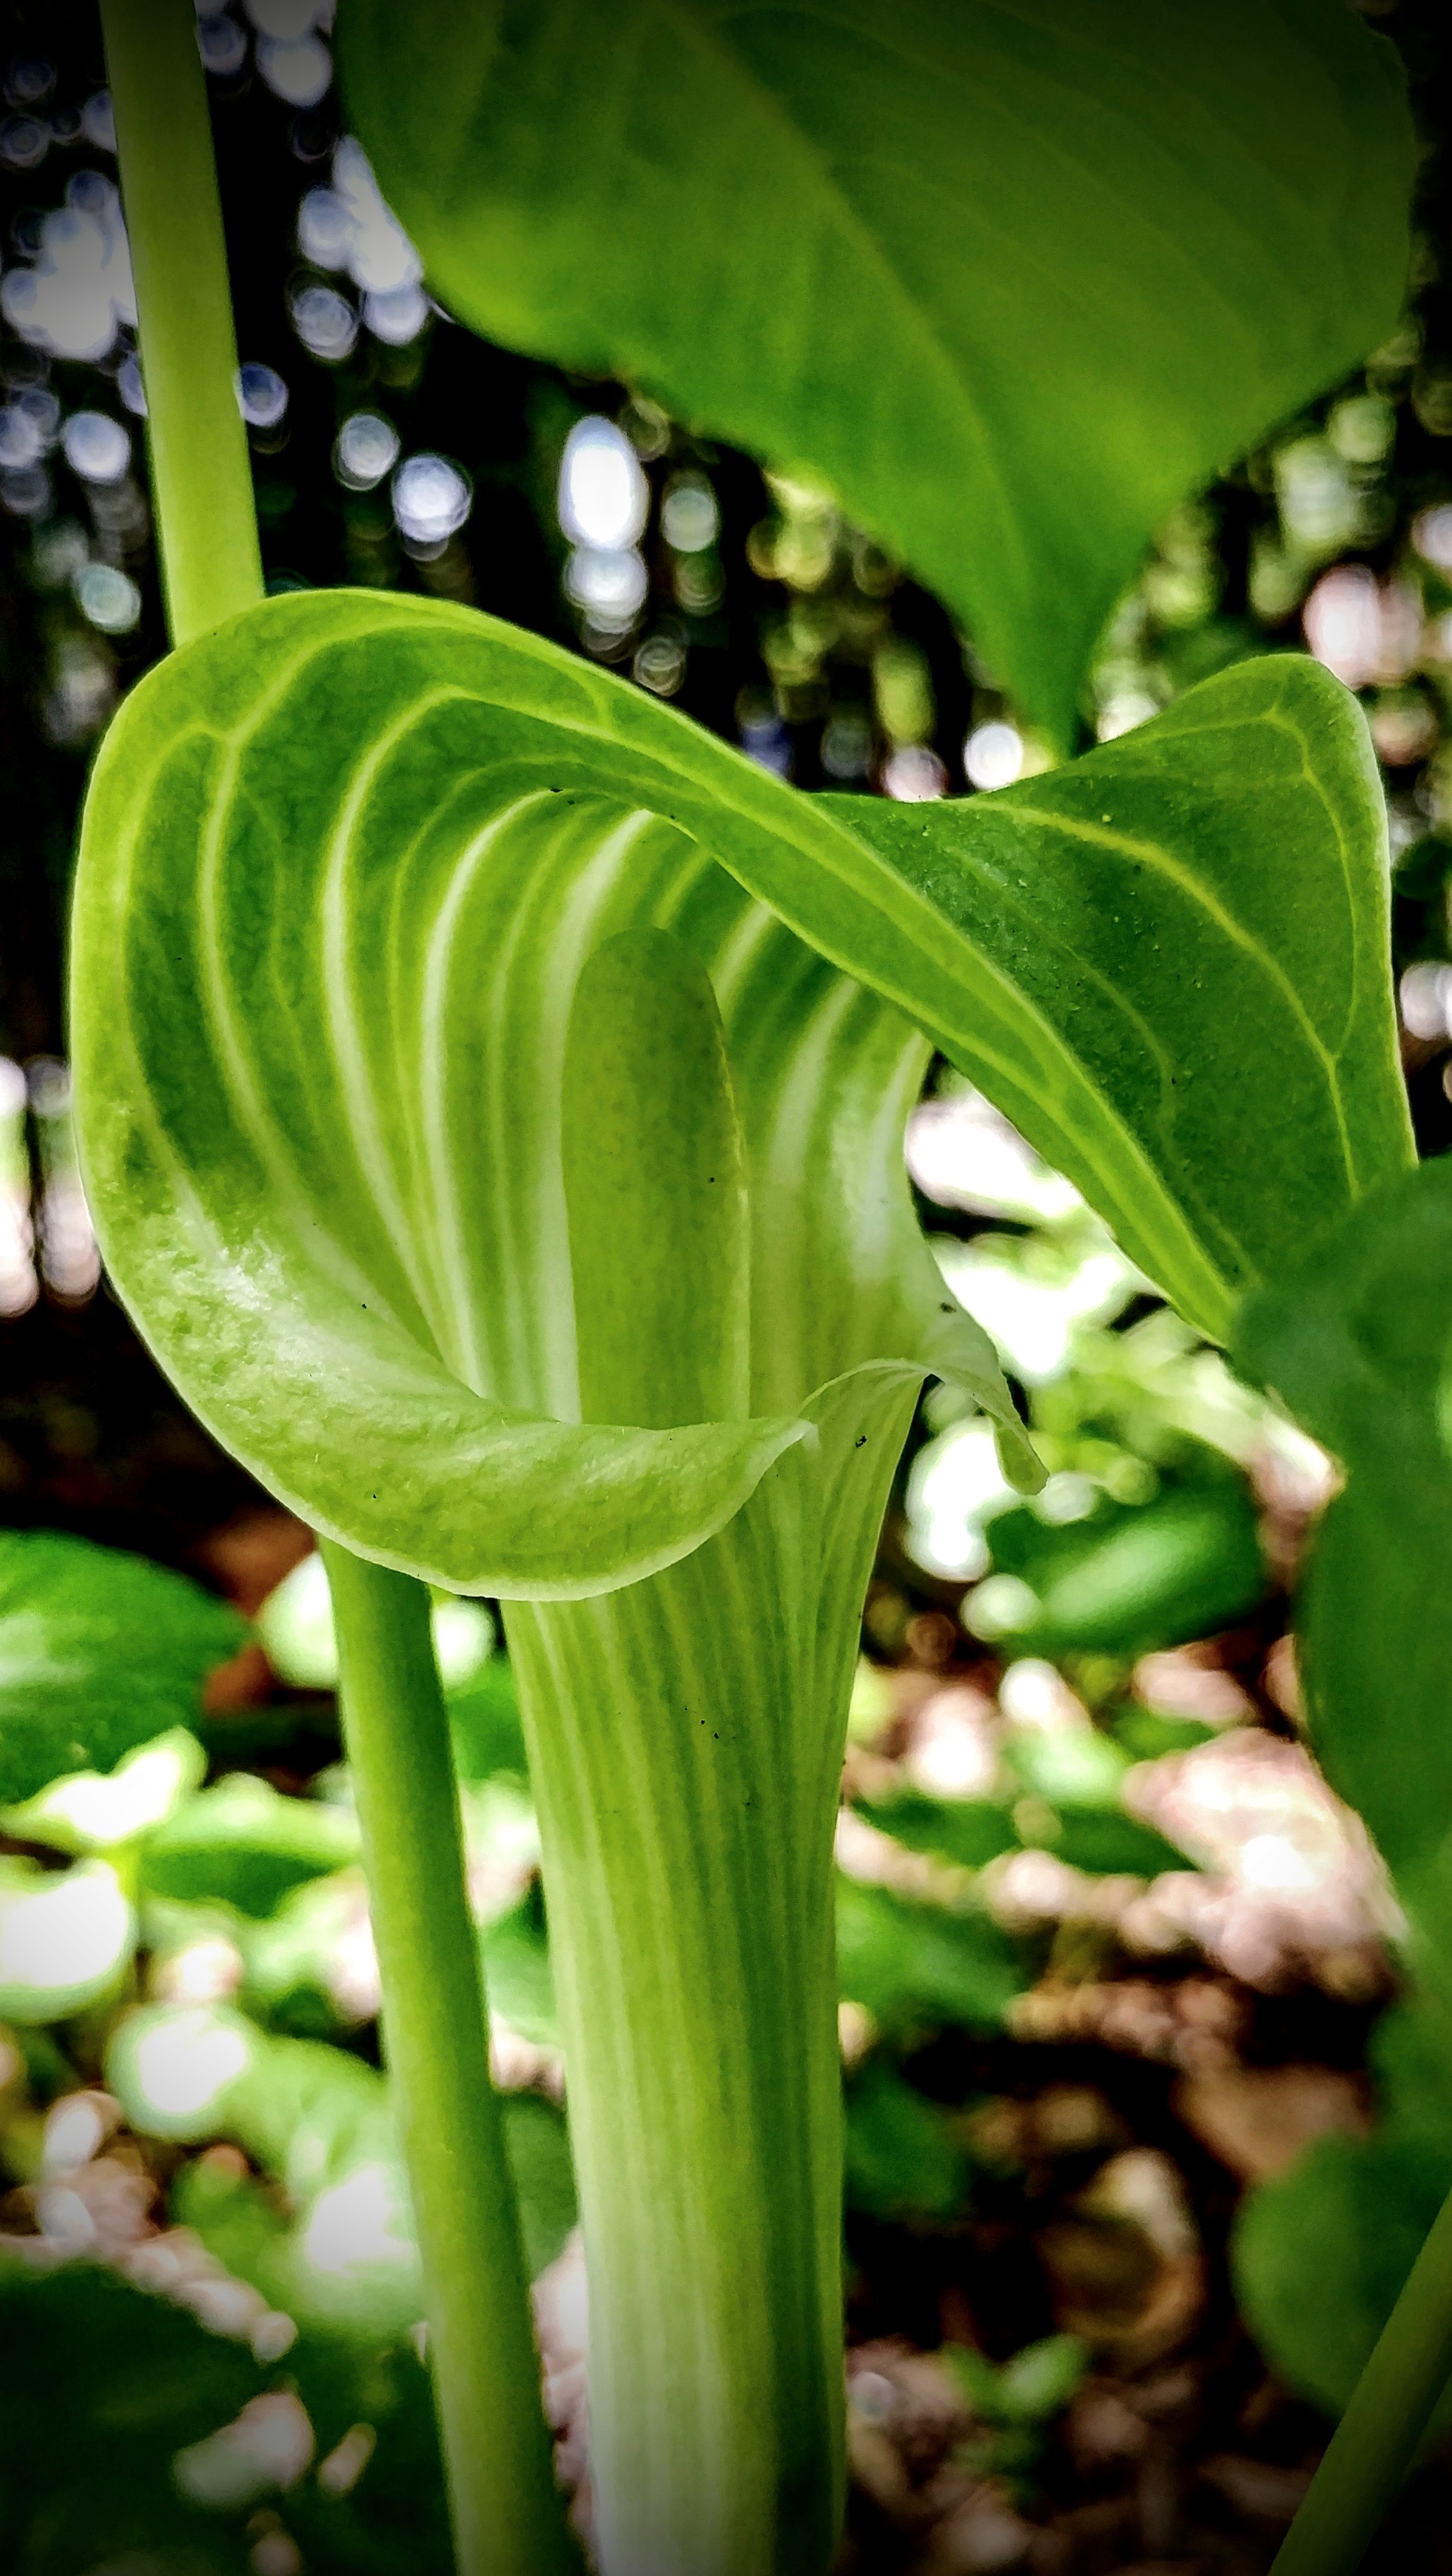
[504,1376,918,2576]
[323,1544,574,2576]
[1269,2179,1452,2576]
[99,0,263,646]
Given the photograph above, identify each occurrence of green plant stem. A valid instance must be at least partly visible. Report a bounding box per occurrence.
[1270,2179,1452,2576]
[505,1372,918,2576]
[322,1544,574,2576]
[99,0,263,647]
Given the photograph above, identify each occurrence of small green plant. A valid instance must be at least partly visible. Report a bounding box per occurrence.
[942,2334,1089,2501]
[56,3,1448,2572]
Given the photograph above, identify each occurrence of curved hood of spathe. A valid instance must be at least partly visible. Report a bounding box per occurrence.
[72,591,1035,1598]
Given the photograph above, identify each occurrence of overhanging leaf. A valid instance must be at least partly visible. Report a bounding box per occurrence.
[73,594,1405,1600]
[0,1528,245,1805]
[338,0,1411,739]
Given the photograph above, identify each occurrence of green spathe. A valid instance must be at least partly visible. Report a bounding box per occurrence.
[72,592,1407,1591]
[338,0,1411,741]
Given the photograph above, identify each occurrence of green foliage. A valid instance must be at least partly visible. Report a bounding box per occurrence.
[106,1997,576,2330]
[0,2256,260,2574]
[944,2332,1089,2497]
[0,2250,456,2576]
[1234,2007,1452,2420]
[1235,1155,1452,1983]
[836,1876,1023,2035]
[0,1855,135,2024]
[844,2059,969,2223]
[139,1774,361,1919]
[843,662,1411,1331]
[338,0,1411,741]
[853,1789,1018,1874]
[0,1528,244,1804]
[974,1472,1266,1660]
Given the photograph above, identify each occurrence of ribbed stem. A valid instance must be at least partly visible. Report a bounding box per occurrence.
[99,0,263,646]
[323,1544,575,2576]
[505,1373,918,2576]
[1270,2178,1452,2576]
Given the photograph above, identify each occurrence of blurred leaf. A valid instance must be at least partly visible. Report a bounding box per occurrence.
[2,1726,206,1857]
[141,1775,360,1919]
[480,1886,559,2050]
[243,1868,371,2034]
[0,2254,259,2573]
[853,1789,1017,1873]
[1112,1706,1217,1762]
[1236,1156,1452,1980]
[836,1876,1022,2034]
[0,1530,244,1806]
[844,2059,968,2223]
[107,2001,264,2144]
[1234,2002,1452,2419]
[976,1480,1266,1658]
[1038,1807,1189,1880]
[1004,1727,1134,1811]
[340,0,1411,740]
[0,2250,455,2575]
[944,2333,1089,2426]
[448,1653,530,1783]
[258,1550,494,1695]
[1234,2127,1452,2421]
[0,1857,136,2023]
[997,2334,1090,2423]
[854,1775,1186,1883]
[500,2091,577,2280]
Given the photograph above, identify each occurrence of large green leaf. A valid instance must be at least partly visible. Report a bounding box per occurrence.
[0,1528,244,1804]
[1235,1156,1452,1984]
[73,595,1405,1598]
[338,0,1411,739]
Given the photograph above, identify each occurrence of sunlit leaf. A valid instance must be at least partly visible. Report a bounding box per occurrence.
[0,1529,244,1805]
[0,1857,136,2022]
[339,0,1410,739]
[1,1724,206,1856]
[109,2002,574,2334]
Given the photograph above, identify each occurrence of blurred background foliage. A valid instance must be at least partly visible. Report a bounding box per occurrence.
[3,1,1452,2571]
